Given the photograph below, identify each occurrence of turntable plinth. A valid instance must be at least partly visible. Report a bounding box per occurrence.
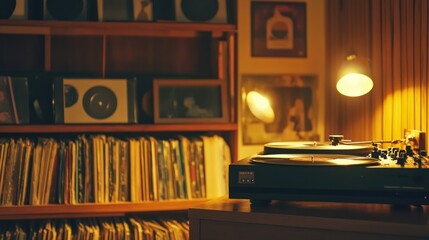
[230,139,429,206]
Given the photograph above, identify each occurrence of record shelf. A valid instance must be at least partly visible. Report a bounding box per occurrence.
[0,199,209,220]
[0,1,238,231]
[0,123,237,133]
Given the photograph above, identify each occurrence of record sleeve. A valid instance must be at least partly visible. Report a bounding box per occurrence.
[0,76,29,124]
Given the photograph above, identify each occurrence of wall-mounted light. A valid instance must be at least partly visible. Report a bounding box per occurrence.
[246,90,275,124]
[337,54,373,97]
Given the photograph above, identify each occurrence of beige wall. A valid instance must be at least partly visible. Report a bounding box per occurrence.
[237,0,326,159]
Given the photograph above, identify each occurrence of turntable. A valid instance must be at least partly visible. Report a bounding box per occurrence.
[229,134,429,205]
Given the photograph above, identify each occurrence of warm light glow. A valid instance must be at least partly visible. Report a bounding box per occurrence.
[246,91,275,123]
[327,158,370,165]
[337,73,373,97]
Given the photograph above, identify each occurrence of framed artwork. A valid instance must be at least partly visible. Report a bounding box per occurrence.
[241,74,318,145]
[153,79,228,123]
[251,1,307,57]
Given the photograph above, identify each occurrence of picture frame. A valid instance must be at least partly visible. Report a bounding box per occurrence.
[153,79,228,123]
[251,1,307,57]
[174,0,228,23]
[241,74,319,145]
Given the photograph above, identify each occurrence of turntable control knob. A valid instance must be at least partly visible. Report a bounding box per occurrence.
[396,150,407,166]
[405,145,413,156]
[413,156,423,168]
[380,150,388,159]
[329,135,344,146]
[389,148,399,158]
[371,150,380,159]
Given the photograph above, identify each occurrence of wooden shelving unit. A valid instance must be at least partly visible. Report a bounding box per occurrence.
[0,20,237,36]
[0,2,237,224]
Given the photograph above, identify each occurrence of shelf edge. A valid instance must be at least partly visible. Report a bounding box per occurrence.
[0,199,211,220]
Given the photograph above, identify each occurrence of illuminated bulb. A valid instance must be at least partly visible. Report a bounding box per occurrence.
[246,91,275,123]
[336,73,373,97]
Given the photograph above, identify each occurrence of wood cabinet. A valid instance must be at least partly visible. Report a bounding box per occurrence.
[0,3,237,224]
[189,199,429,240]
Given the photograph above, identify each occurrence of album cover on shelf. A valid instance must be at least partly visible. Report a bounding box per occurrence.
[174,0,228,23]
[0,76,29,125]
[132,0,153,21]
[98,0,133,21]
[2,0,28,20]
[53,77,138,124]
[44,0,93,21]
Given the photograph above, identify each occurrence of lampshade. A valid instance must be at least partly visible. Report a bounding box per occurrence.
[246,91,275,124]
[337,54,373,97]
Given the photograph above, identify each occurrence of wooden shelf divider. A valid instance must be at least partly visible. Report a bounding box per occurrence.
[0,123,238,134]
[0,20,237,37]
[0,199,210,220]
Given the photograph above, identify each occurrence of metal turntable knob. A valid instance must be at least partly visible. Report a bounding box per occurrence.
[329,135,344,146]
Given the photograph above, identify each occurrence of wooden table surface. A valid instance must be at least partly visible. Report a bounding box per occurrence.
[189,198,429,240]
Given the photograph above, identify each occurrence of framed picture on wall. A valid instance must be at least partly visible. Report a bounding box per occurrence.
[153,79,228,123]
[241,74,318,145]
[251,1,307,57]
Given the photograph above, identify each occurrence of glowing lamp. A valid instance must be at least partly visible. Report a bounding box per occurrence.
[337,54,373,97]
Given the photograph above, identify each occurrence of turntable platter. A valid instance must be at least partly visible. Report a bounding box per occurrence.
[264,141,373,156]
[251,154,380,166]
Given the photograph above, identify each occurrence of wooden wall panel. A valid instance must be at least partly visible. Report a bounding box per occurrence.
[105,35,216,77]
[51,36,103,75]
[0,35,45,71]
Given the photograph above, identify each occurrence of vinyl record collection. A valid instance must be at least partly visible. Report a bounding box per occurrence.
[0,134,231,206]
[0,216,189,240]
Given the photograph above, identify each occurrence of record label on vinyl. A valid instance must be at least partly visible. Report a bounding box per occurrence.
[82,86,117,119]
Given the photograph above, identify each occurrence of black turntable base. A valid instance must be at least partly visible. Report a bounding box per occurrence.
[229,140,429,206]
